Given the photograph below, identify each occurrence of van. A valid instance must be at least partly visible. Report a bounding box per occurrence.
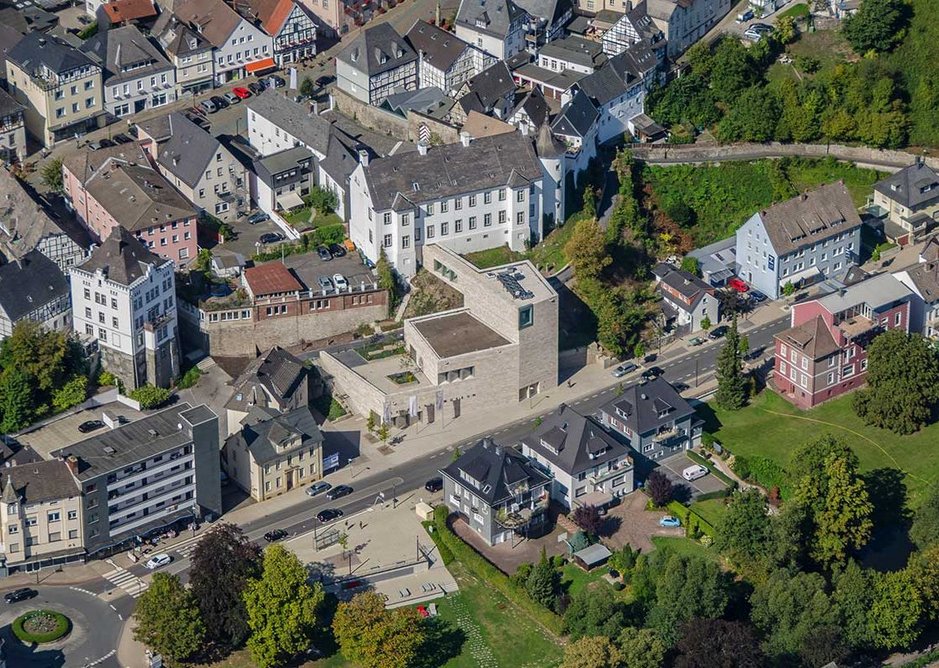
[736,8,754,22]
[682,464,709,482]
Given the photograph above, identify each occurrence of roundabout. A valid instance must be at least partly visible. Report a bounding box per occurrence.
[12,609,71,644]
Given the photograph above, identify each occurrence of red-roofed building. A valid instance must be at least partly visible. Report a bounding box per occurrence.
[99,0,157,26]
[237,0,318,66]
[243,262,304,299]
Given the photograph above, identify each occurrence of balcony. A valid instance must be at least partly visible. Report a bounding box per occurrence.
[588,460,631,486]
[495,491,549,529]
[107,452,193,491]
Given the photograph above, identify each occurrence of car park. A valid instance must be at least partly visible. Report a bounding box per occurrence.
[424,477,443,493]
[232,86,251,99]
[317,508,343,523]
[611,362,638,378]
[4,588,35,604]
[247,211,269,225]
[641,366,663,381]
[688,336,705,346]
[268,75,286,88]
[317,246,332,261]
[79,419,105,433]
[146,553,172,569]
[708,325,729,340]
[259,232,283,244]
[199,99,218,114]
[682,464,709,482]
[210,95,229,109]
[264,529,288,542]
[659,515,681,528]
[325,484,353,500]
[223,91,240,105]
[317,275,333,291]
[332,273,348,290]
[306,481,332,496]
[727,277,749,293]
[329,242,347,257]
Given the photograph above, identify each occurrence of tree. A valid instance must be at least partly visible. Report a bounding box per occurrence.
[572,505,604,538]
[773,15,798,45]
[562,636,621,668]
[673,619,764,668]
[332,591,425,668]
[376,422,390,445]
[583,185,597,218]
[190,523,262,648]
[129,384,171,409]
[299,76,315,97]
[134,572,206,665]
[908,544,939,623]
[700,316,711,330]
[867,570,923,650]
[715,316,747,410]
[911,483,939,548]
[782,280,796,297]
[244,545,324,668]
[842,0,907,54]
[376,248,398,312]
[645,470,673,507]
[617,627,666,668]
[680,256,700,276]
[526,547,560,609]
[716,86,780,143]
[41,158,64,193]
[646,553,730,645]
[798,625,850,668]
[51,374,87,413]
[0,369,34,433]
[853,329,939,434]
[565,216,611,284]
[708,38,759,104]
[715,489,771,565]
[563,583,629,640]
[750,570,838,659]
[738,335,749,358]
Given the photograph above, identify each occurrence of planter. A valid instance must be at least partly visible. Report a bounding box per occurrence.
[12,610,71,644]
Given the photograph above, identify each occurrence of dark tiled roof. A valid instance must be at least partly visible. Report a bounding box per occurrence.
[459,61,515,111]
[244,89,331,156]
[319,129,360,186]
[601,377,696,436]
[153,14,212,58]
[775,316,840,361]
[757,181,862,256]
[2,460,79,504]
[900,261,939,303]
[226,346,307,412]
[337,23,416,77]
[138,112,223,188]
[80,24,172,86]
[405,20,471,73]
[84,163,194,231]
[77,226,166,286]
[538,35,606,70]
[520,403,630,476]
[653,262,712,312]
[535,122,566,158]
[8,31,96,77]
[0,249,68,322]
[514,0,570,27]
[363,131,541,210]
[173,0,243,48]
[226,405,322,466]
[552,89,598,138]
[440,437,551,506]
[873,162,939,211]
[0,87,24,118]
[456,0,527,40]
[511,87,549,127]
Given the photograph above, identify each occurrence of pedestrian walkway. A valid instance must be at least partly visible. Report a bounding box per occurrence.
[101,561,148,598]
[169,532,204,559]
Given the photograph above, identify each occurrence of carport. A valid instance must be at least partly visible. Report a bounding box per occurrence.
[276,190,305,211]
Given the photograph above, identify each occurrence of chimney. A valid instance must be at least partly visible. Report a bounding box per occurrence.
[358,149,369,167]
[520,123,529,136]
[494,443,503,457]
[459,131,471,147]
[64,455,79,476]
[417,141,429,156]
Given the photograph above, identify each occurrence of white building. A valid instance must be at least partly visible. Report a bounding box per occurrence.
[335,23,418,106]
[405,20,494,95]
[70,227,180,390]
[240,0,318,67]
[537,35,607,75]
[245,88,330,159]
[454,0,528,60]
[349,132,546,278]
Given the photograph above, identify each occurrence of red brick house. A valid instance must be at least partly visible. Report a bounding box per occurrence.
[773,273,913,409]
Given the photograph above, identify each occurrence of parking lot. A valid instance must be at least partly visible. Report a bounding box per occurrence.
[17,401,146,459]
[656,453,728,498]
[284,247,376,292]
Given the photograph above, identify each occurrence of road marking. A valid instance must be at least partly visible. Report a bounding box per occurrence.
[84,648,116,667]
[101,565,148,598]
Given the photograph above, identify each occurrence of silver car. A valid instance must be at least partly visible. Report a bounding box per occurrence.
[317,275,333,291]
[306,481,331,497]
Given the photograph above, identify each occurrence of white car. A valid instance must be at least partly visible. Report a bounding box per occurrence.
[146,553,172,569]
[332,273,349,290]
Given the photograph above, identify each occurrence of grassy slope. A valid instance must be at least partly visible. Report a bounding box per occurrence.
[887,0,939,147]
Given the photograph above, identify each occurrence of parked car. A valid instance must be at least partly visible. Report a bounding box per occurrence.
[146,553,172,569]
[4,588,35,604]
[306,481,332,497]
[659,515,681,528]
[682,464,709,482]
[688,336,705,346]
[111,133,131,144]
[325,484,353,500]
[641,366,664,381]
[232,86,251,99]
[749,290,768,303]
[332,273,349,290]
[611,362,638,378]
[268,75,286,88]
[199,99,218,114]
[79,419,105,433]
[317,275,333,291]
[708,325,729,340]
[87,139,112,151]
[673,381,690,393]
[315,75,334,88]
[727,277,749,293]
[316,246,332,261]
[744,346,765,362]
[210,95,229,109]
[248,81,265,96]
[328,242,347,257]
[247,211,269,225]
[223,91,240,105]
[258,232,283,244]
[317,508,343,523]
[263,529,288,542]
[424,477,443,493]
[735,8,754,22]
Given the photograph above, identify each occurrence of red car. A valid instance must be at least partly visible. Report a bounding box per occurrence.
[232,87,251,100]
[728,277,749,293]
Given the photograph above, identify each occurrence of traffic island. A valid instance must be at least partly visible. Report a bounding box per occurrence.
[12,610,71,644]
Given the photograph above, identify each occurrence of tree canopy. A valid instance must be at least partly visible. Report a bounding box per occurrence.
[332,591,426,668]
[673,618,764,668]
[911,483,939,549]
[562,636,622,668]
[645,553,730,645]
[133,572,205,664]
[715,489,772,566]
[715,316,748,410]
[843,0,908,54]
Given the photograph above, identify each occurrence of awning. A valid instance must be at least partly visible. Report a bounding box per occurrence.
[276,190,305,210]
[784,266,822,287]
[246,57,276,74]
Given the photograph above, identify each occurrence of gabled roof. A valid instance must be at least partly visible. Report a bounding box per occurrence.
[462,110,516,139]
[775,315,840,361]
[226,346,307,412]
[137,111,222,188]
[2,460,79,505]
[552,89,598,138]
[755,181,863,256]
[513,0,570,27]
[573,58,630,107]
[381,86,453,118]
[319,128,360,186]
[337,23,417,77]
[8,31,96,77]
[0,249,68,322]
[899,261,939,303]
[535,122,566,158]
[652,262,712,312]
[520,403,630,476]
[539,34,606,70]
[173,0,244,48]
[62,141,150,186]
[102,0,158,24]
[153,13,213,57]
[510,86,549,127]
[601,377,696,436]
[441,437,551,506]
[226,406,322,466]
[459,61,515,111]
[405,19,472,73]
[84,163,195,231]
[244,89,331,156]
[77,226,167,286]
[456,0,527,40]
[873,161,939,211]
[81,25,172,86]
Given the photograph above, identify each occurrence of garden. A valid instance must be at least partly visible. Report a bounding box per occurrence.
[12,610,70,644]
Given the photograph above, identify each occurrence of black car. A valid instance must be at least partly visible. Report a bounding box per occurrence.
[744,346,765,362]
[210,95,229,109]
[749,290,768,303]
[263,529,288,542]
[248,81,265,96]
[325,484,353,500]
[315,75,334,88]
[78,419,105,433]
[673,381,690,393]
[317,508,343,523]
[259,232,283,244]
[316,246,332,261]
[708,325,729,340]
[641,366,664,381]
[328,243,347,258]
[424,477,443,493]
[4,588,35,603]
[111,133,131,144]
[269,75,286,88]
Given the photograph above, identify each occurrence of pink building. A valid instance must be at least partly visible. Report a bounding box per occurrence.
[772,273,913,409]
[62,144,198,266]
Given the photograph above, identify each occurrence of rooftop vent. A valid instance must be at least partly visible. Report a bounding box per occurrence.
[148,428,158,437]
[103,446,116,455]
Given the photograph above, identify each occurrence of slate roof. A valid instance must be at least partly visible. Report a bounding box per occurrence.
[552,89,598,138]
[253,145,314,184]
[362,131,542,210]
[601,377,696,436]
[873,162,939,211]
[81,25,172,85]
[337,23,416,77]
[921,235,939,263]
[173,0,244,48]
[756,181,863,256]
[0,249,68,322]
[225,346,307,412]
[2,460,79,505]
[226,406,322,466]
[405,19,472,73]
[456,0,527,40]
[244,89,331,156]
[574,59,630,107]
[538,35,606,70]
[899,261,939,303]
[441,437,551,506]
[513,0,570,27]
[84,163,194,231]
[153,13,213,58]
[520,403,630,476]
[319,129,360,187]
[652,262,712,312]
[775,315,840,361]
[77,226,166,286]
[8,31,97,78]
[137,112,222,188]
[459,61,515,111]
[381,86,453,118]
[510,86,549,127]
[0,86,25,119]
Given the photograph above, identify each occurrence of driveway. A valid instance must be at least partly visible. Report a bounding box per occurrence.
[604,492,683,553]
[451,511,569,576]
[656,452,728,498]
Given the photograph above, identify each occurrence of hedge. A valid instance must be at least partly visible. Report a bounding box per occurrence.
[666,500,716,539]
[422,520,454,565]
[731,454,790,499]
[12,610,70,644]
[694,487,734,502]
[686,450,737,489]
[432,506,563,635]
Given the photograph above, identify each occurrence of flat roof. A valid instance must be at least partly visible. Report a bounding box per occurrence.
[412,311,512,358]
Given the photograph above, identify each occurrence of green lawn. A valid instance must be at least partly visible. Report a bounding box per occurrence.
[786,28,854,73]
[462,212,584,275]
[463,245,527,269]
[285,206,314,228]
[650,536,721,563]
[776,2,810,20]
[689,498,729,528]
[706,391,939,504]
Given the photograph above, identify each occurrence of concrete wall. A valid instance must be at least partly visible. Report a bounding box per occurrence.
[186,407,222,517]
[331,87,461,145]
[319,350,388,418]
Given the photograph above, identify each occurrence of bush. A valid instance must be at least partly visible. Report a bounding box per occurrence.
[52,375,88,413]
[433,506,563,635]
[128,384,172,409]
[646,470,674,507]
[176,367,202,390]
[732,454,788,497]
[612,581,625,591]
[97,370,123,391]
[422,521,454,565]
[12,610,70,644]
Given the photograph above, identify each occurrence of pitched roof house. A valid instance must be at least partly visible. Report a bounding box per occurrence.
[0,249,71,341]
[405,19,494,95]
[335,23,418,105]
[224,346,309,435]
[652,262,718,333]
[454,0,528,60]
[871,161,939,242]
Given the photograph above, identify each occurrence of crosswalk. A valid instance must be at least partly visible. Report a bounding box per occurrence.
[171,533,204,559]
[102,562,148,598]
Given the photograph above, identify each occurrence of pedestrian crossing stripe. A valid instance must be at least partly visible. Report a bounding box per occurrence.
[102,566,148,598]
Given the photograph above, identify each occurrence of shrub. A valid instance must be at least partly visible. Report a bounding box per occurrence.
[129,384,172,409]
[12,610,70,644]
[646,470,673,506]
[732,454,788,497]
[612,581,625,591]
[176,367,202,390]
[422,522,453,565]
